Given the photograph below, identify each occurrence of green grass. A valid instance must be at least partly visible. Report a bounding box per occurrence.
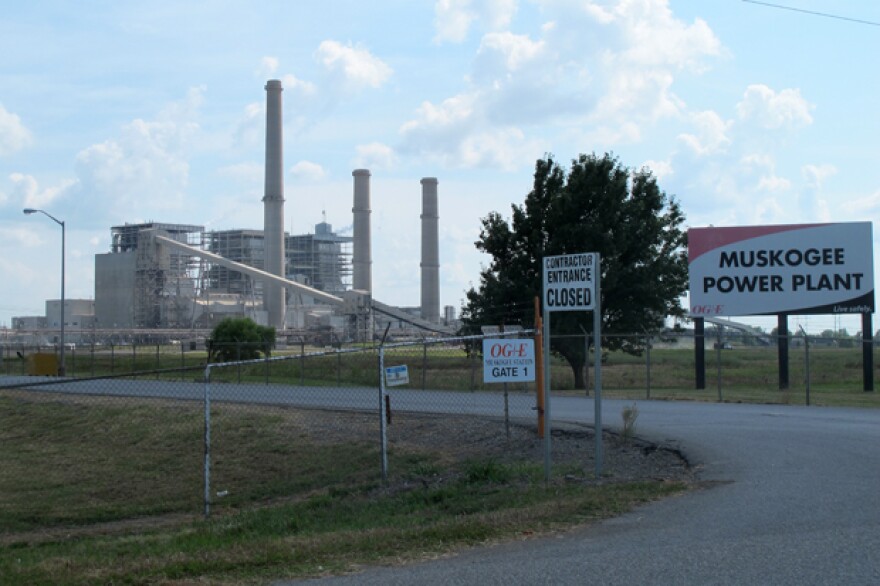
[0,391,686,584]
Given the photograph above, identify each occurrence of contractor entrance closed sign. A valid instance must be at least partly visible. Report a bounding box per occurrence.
[543,252,598,311]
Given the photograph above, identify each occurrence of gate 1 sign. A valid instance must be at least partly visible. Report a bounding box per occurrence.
[483,339,536,383]
[688,222,874,317]
[543,252,598,312]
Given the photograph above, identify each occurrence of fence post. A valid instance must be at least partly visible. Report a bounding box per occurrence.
[156,344,160,380]
[645,335,651,400]
[203,365,212,518]
[111,342,115,374]
[265,343,270,384]
[378,345,388,483]
[336,351,341,386]
[236,342,241,383]
[422,342,427,392]
[132,343,137,374]
[470,349,476,391]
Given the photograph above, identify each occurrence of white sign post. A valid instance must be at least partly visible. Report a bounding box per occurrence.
[542,252,602,480]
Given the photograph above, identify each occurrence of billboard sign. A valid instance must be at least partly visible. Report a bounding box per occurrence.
[688,223,874,316]
[543,252,598,312]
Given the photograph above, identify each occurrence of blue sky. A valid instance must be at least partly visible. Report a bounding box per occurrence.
[2,0,879,334]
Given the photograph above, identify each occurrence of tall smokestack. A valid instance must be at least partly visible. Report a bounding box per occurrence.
[420,177,440,323]
[263,79,286,330]
[352,169,372,294]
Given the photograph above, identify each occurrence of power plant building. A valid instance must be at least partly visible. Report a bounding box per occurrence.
[95,222,203,329]
[26,81,450,339]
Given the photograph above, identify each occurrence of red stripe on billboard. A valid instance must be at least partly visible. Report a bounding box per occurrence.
[688,224,823,262]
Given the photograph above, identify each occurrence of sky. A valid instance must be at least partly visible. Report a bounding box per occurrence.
[2,0,879,334]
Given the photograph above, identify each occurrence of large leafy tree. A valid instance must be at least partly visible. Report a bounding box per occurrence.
[461,153,688,388]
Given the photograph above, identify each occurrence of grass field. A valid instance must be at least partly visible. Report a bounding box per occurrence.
[0,391,687,585]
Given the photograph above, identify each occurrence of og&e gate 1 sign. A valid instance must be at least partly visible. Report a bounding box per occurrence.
[543,252,598,311]
[483,338,535,383]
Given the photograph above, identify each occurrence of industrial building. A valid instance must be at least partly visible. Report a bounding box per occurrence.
[14,78,452,344]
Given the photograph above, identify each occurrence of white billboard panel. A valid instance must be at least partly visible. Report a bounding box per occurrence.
[688,223,874,317]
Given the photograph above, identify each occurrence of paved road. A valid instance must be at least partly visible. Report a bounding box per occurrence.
[286,398,880,585]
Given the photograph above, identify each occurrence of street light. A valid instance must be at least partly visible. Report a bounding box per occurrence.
[23,208,66,376]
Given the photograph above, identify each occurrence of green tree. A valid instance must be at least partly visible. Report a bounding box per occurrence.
[208,317,276,362]
[461,153,689,388]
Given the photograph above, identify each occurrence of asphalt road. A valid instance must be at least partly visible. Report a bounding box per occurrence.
[285,398,880,586]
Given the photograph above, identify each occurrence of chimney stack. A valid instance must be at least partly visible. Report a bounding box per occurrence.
[352,169,372,294]
[420,177,440,323]
[263,79,286,330]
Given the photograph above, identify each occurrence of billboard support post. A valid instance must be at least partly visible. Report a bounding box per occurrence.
[863,313,873,392]
[694,318,705,390]
[778,314,789,390]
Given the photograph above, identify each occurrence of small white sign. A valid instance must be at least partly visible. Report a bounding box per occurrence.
[483,338,536,383]
[543,252,598,312]
[384,364,409,386]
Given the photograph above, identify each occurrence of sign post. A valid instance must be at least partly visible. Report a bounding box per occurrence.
[542,252,602,480]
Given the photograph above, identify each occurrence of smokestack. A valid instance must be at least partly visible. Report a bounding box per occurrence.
[352,169,372,294]
[420,177,440,323]
[263,79,286,330]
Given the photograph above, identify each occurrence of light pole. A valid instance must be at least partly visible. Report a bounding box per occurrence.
[23,208,66,376]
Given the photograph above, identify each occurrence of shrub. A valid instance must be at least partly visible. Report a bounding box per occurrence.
[208,318,276,362]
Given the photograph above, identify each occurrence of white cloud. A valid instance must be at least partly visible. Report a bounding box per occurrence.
[410,0,724,168]
[678,110,731,156]
[802,164,837,190]
[473,31,546,77]
[434,0,477,43]
[0,104,32,156]
[257,56,279,78]
[641,159,674,181]
[736,84,813,130]
[280,73,318,97]
[434,0,517,44]
[290,160,327,182]
[756,174,791,192]
[316,40,392,91]
[73,87,205,224]
[613,1,721,72]
[841,190,880,216]
[232,102,263,148]
[354,143,398,170]
[9,172,75,209]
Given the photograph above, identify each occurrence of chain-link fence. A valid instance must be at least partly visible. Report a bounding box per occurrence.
[2,328,877,536]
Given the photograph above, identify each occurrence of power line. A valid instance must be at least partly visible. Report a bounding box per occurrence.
[742,0,880,27]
